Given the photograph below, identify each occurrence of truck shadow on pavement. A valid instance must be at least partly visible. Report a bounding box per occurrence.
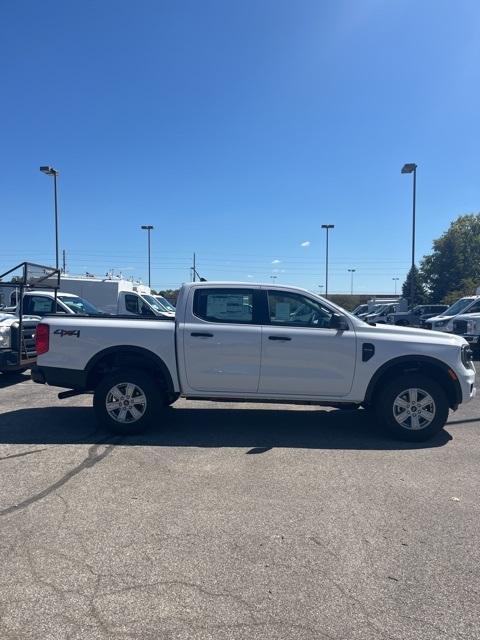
[0,404,453,450]
[0,373,31,390]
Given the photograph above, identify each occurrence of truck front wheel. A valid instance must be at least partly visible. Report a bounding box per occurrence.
[93,368,164,435]
[375,374,449,442]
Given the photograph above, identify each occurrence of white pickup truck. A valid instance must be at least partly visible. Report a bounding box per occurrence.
[31,282,476,441]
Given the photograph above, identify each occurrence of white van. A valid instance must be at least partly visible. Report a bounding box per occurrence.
[44,276,174,319]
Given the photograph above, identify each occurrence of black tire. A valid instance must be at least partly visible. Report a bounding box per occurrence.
[93,368,165,435]
[374,374,449,442]
[164,393,180,407]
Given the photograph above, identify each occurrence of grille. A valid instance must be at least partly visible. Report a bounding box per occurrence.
[453,320,468,335]
[10,321,38,360]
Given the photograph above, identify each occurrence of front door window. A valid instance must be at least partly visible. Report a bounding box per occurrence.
[267,291,333,329]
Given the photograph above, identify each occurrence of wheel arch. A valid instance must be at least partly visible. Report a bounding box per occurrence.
[85,345,175,393]
[364,355,461,410]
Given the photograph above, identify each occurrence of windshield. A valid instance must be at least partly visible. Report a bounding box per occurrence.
[58,295,102,315]
[369,304,386,314]
[443,297,475,316]
[155,295,175,312]
[352,304,367,315]
[142,295,173,313]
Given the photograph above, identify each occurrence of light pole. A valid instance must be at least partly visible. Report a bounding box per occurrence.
[141,225,154,288]
[392,277,399,295]
[401,163,417,305]
[270,275,278,284]
[321,224,334,298]
[347,269,356,295]
[40,166,60,270]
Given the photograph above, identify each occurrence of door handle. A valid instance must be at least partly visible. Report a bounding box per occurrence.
[191,332,214,338]
[268,336,291,341]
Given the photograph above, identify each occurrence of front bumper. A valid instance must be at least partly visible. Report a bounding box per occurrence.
[0,350,36,372]
[457,364,477,405]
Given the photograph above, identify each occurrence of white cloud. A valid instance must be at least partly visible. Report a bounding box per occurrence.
[272,259,281,264]
[247,274,253,278]
[300,241,310,247]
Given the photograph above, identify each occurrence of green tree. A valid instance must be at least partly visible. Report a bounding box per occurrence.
[440,278,478,305]
[420,214,480,302]
[401,265,427,306]
[158,289,180,303]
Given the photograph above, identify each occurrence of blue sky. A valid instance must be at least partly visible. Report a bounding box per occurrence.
[1,0,479,294]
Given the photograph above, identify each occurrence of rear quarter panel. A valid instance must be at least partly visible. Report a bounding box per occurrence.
[38,316,179,390]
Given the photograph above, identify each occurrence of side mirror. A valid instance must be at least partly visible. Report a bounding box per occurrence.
[329,313,348,331]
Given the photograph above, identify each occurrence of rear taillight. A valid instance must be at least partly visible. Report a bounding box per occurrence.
[36,323,50,355]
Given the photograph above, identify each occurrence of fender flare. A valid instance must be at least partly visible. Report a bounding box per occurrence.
[364,355,462,406]
[85,345,175,393]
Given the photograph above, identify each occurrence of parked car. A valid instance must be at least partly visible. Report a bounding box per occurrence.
[352,304,369,317]
[424,296,480,332]
[32,282,475,442]
[364,302,406,324]
[5,290,104,317]
[452,313,480,349]
[387,304,448,327]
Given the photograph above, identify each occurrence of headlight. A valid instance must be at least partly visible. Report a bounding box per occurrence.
[435,319,449,327]
[0,326,11,349]
[461,344,474,369]
[467,319,477,333]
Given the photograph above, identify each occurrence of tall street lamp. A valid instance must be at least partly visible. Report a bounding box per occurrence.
[141,225,154,288]
[40,166,60,270]
[347,268,356,295]
[270,275,278,283]
[321,224,334,298]
[392,277,399,295]
[401,163,417,305]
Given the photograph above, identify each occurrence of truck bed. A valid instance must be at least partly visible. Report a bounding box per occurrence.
[37,315,177,384]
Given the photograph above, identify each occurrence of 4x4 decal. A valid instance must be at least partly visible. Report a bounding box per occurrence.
[54,329,81,338]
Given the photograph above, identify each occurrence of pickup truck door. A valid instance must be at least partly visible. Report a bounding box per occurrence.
[259,290,356,397]
[181,288,262,393]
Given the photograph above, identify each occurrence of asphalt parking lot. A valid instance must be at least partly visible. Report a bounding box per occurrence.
[0,373,479,640]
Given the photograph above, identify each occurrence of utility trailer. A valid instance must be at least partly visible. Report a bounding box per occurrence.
[0,262,60,374]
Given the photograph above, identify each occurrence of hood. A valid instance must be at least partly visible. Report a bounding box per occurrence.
[0,313,41,325]
[453,313,480,322]
[358,321,466,346]
[427,314,454,322]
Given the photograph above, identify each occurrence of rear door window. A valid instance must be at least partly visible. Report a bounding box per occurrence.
[193,289,255,324]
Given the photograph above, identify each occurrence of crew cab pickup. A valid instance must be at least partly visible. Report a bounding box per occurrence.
[31,282,476,441]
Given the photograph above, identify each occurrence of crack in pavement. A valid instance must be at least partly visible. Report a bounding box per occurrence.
[0,448,47,461]
[0,439,119,517]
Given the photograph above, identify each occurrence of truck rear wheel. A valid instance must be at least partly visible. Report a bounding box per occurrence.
[375,374,449,442]
[93,368,164,435]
